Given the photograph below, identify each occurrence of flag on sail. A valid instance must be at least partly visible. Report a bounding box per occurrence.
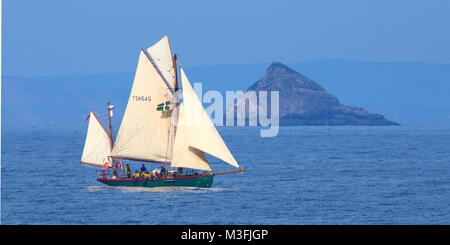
[81,112,112,166]
[156,101,171,111]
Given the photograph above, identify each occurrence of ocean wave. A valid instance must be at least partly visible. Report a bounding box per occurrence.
[83,185,235,193]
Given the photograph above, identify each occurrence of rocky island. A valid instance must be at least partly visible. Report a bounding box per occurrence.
[235,61,398,126]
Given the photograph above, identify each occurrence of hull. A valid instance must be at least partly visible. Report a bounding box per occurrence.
[97,174,214,188]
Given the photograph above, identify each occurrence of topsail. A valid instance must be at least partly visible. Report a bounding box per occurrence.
[147,35,177,90]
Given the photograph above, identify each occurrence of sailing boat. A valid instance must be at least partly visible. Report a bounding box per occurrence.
[80,36,245,188]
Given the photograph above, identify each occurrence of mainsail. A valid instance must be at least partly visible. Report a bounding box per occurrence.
[111,50,173,163]
[147,35,176,90]
[81,112,112,166]
[170,69,240,170]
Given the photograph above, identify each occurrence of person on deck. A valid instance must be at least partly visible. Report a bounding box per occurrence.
[102,162,109,179]
[149,172,156,180]
[112,168,118,179]
[125,164,131,178]
[152,169,161,179]
[142,171,151,184]
[160,166,167,178]
[177,167,184,177]
[146,171,153,181]
[132,171,140,184]
[140,164,147,173]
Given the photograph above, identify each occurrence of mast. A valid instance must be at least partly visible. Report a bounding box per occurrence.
[173,54,178,91]
[107,102,114,150]
[107,102,115,168]
[166,54,179,170]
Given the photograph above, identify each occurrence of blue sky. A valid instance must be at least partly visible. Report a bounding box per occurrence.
[3,0,450,77]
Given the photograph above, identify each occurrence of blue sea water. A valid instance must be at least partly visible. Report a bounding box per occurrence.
[1,126,450,225]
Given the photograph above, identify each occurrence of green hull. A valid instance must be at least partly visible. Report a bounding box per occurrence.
[97,174,214,188]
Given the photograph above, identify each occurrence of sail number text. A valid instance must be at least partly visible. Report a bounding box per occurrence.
[132,96,152,102]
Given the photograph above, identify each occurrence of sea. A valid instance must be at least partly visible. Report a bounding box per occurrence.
[1,126,450,224]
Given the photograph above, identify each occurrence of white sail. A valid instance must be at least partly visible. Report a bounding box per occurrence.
[173,68,240,169]
[171,104,212,171]
[111,50,173,163]
[147,35,176,90]
[81,112,112,166]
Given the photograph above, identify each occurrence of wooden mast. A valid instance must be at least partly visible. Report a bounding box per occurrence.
[107,102,113,148]
[107,102,115,168]
[173,54,178,92]
[167,53,178,173]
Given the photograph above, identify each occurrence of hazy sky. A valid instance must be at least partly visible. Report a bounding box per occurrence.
[3,0,450,76]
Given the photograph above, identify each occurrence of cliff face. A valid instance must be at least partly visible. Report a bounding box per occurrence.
[236,62,398,126]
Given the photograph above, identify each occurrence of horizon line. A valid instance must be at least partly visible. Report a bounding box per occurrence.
[3,58,450,79]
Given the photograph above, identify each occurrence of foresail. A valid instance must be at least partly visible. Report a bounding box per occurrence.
[111,51,173,163]
[81,112,112,166]
[176,68,240,169]
[147,35,176,90]
[171,104,211,171]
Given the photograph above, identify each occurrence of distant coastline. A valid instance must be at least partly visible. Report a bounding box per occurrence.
[3,60,450,128]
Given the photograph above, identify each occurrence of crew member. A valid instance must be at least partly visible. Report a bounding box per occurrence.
[160,166,167,177]
[177,167,184,177]
[125,164,131,178]
[140,164,147,173]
